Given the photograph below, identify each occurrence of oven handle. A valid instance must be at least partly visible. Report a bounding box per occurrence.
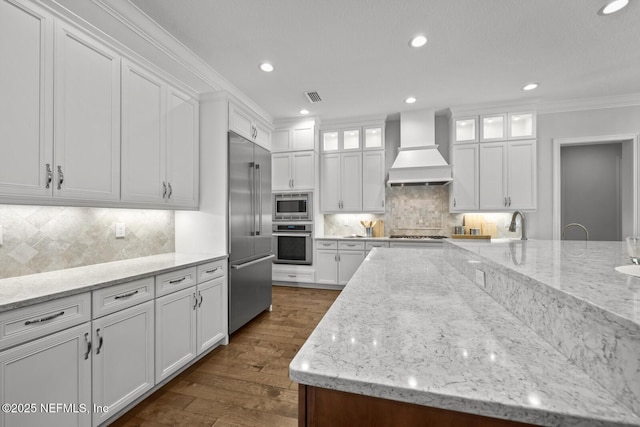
[273,233,312,237]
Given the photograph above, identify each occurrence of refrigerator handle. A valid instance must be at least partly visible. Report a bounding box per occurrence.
[256,163,262,236]
[231,254,275,270]
[249,162,256,236]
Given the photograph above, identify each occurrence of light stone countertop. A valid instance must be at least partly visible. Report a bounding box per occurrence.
[315,235,445,241]
[449,239,640,330]
[290,247,640,426]
[0,252,227,313]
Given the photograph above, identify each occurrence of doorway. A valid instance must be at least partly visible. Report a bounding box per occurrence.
[561,143,622,240]
[552,135,638,240]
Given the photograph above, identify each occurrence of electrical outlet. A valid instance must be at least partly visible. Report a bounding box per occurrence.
[115,223,126,238]
[475,269,486,288]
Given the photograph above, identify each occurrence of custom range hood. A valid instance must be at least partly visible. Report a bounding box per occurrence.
[387,109,452,186]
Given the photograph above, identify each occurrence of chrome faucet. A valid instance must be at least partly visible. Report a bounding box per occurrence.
[509,211,528,240]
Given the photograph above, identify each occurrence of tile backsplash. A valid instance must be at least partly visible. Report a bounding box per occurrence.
[0,205,174,279]
[324,186,521,238]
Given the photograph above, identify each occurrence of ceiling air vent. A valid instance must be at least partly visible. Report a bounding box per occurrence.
[304,91,322,103]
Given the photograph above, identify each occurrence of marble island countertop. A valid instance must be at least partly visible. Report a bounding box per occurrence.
[0,252,227,312]
[290,247,640,426]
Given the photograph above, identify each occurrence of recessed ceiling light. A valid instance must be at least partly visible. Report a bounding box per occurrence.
[409,35,427,48]
[299,109,310,115]
[405,96,417,104]
[259,62,274,72]
[599,0,629,15]
[523,83,538,91]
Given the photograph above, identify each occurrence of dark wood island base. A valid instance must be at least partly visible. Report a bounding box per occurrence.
[299,384,537,427]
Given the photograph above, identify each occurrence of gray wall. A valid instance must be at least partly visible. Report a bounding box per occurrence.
[530,105,640,239]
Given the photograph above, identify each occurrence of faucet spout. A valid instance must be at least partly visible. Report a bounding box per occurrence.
[509,211,528,240]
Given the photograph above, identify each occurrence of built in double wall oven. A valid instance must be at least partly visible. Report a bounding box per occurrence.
[273,193,311,222]
[272,223,313,265]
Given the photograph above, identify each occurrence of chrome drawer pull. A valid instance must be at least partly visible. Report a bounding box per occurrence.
[45,163,52,189]
[198,292,203,308]
[288,274,297,277]
[24,311,65,325]
[57,166,64,190]
[205,267,219,274]
[114,290,139,300]
[169,277,186,284]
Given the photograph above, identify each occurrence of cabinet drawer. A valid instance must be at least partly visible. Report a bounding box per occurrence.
[156,267,197,297]
[315,240,337,250]
[197,259,226,284]
[338,241,365,251]
[366,241,390,251]
[273,270,315,283]
[92,277,155,318]
[0,293,91,351]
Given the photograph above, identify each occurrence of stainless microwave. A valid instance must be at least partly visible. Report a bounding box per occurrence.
[273,193,312,221]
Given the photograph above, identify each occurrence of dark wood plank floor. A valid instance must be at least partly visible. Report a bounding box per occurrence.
[110,285,340,427]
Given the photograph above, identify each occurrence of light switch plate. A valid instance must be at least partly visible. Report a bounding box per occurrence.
[115,223,126,238]
[475,269,486,288]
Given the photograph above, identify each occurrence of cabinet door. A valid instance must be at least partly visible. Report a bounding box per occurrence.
[196,277,226,355]
[364,126,384,150]
[272,153,293,191]
[508,113,536,140]
[480,114,506,142]
[341,152,362,211]
[92,301,154,427]
[229,103,253,141]
[254,122,271,149]
[321,131,339,152]
[0,323,91,427]
[321,153,341,212]
[54,23,120,201]
[454,117,478,143]
[451,144,479,211]
[362,151,385,212]
[479,142,508,210]
[315,250,338,285]
[507,140,537,209]
[0,0,53,199]
[121,60,166,204]
[338,251,365,285]
[292,125,315,151]
[291,151,315,190]
[155,287,197,382]
[166,87,199,208]
[271,129,291,152]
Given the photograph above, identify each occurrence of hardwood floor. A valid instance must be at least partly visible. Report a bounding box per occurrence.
[110,285,340,427]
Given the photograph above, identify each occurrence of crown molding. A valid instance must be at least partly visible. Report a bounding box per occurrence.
[90,0,273,125]
[536,93,640,114]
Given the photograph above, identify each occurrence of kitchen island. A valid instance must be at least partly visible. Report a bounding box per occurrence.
[290,241,640,426]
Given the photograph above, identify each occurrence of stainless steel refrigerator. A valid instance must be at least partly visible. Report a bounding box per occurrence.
[228,131,273,334]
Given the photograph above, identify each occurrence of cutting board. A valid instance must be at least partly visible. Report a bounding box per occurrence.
[481,222,498,238]
[451,234,491,240]
[373,220,384,237]
[463,214,484,234]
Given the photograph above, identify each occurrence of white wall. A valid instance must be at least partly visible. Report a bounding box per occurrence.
[175,95,228,254]
[531,105,640,239]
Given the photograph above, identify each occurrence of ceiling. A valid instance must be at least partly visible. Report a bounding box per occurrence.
[91,1,640,121]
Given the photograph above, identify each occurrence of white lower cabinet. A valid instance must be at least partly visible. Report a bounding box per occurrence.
[155,286,197,382]
[196,277,226,355]
[314,240,365,286]
[0,323,92,427]
[91,301,154,426]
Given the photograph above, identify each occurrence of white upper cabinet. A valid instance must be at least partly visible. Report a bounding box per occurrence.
[121,62,199,209]
[229,103,271,149]
[450,144,479,212]
[121,61,165,204]
[480,114,506,142]
[272,121,316,152]
[453,117,478,143]
[272,152,315,192]
[321,129,361,152]
[479,142,508,210]
[362,151,385,212]
[508,112,536,139]
[166,87,199,208]
[54,22,121,201]
[340,152,363,211]
[0,0,53,199]
[364,126,384,150]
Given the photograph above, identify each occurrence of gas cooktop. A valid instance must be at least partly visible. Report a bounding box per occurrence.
[389,235,448,239]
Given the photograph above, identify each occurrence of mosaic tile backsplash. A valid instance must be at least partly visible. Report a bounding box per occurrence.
[0,205,174,279]
[324,186,520,238]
